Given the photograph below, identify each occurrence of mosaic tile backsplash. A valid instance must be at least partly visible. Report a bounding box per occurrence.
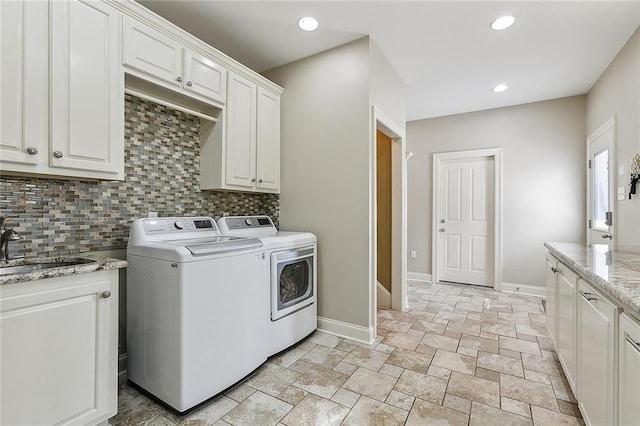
[0,94,279,258]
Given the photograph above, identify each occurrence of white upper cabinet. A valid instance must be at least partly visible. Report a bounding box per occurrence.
[123,16,226,105]
[256,87,281,191]
[50,0,123,176]
[0,0,124,180]
[225,72,257,189]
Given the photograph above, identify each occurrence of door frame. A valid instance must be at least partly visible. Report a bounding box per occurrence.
[369,106,408,342]
[586,117,615,245]
[432,148,503,290]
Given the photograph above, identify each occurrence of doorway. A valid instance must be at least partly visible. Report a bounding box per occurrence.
[432,148,502,289]
[376,130,392,308]
[587,117,615,246]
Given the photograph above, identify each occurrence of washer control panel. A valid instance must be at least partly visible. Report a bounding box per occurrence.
[142,217,217,235]
[219,216,275,232]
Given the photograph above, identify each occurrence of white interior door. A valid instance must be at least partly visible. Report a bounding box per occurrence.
[437,156,494,286]
[587,118,615,246]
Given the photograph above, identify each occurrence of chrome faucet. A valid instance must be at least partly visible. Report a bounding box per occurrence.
[0,217,21,262]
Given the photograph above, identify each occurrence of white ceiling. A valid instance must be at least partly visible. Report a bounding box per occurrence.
[140,1,640,121]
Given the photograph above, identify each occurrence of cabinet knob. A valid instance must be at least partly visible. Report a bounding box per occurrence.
[26,146,38,155]
[551,266,558,273]
[438,228,446,232]
[258,178,263,183]
[177,76,183,82]
[186,81,193,87]
[101,290,111,299]
[251,178,257,183]
[53,151,63,158]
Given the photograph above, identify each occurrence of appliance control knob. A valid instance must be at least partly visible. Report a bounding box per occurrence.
[174,221,184,230]
[245,218,253,226]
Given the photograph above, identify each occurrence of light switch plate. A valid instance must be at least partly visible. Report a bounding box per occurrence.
[618,187,625,201]
[619,165,625,176]
[410,250,417,259]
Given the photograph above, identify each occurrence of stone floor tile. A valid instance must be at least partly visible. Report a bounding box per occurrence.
[404,310,437,321]
[292,365,348,399]
[409,300,428,310]
[288,359,313,374]
[419,293,447,303]
[515,323,549,338]
[431,349,476,375]
[374,342,396,354]
[516,333,539,343]
[481,322,518,338]
[379,363,404,378]
[333,361,358,375]
[447,371,500,408]
[270,348,307,368]
[500,348,523,359]
[300,345,348,369]
[500,374,559,411]
[415,343,438,356]
[114,394,164,425]
[427,364,452,380]
[477,351,524,377]
[224,382,256,403]
[280,393,349,426]
[455,302,486,313]
[421,332,460,352]
[536,336,555,352]
[343,367,398,402]
[498,336,542,356]
[443,394,473,414]
[221,391,292,426]
[428,302,456,312]
[394,369,448,404]
[469,401,533,426]
[294,340,317,352]
[524,369,551,385]
[448,320,481,336]
[460,334,500,354]
[335,341,357,353]
[412,319,447,334]
[247,364,301,397]
[501,396,532,418]
[277,386,307,406]
[386,347,433,373]
[435,310,468,323]
[386,390,415,411]
[342,346,390,371]
[307,331,342,348]
[457,346,478,357]
[406,398,469,426]
[330,388,360,408]
[342,396,408,426]
[467,312,499,324]
[557,400,582,418]
[498,312,532,325]
[379,319,413,333]
[164,397,239,425]
[480,331,500,341]
[521,353,564,377]
[549,375,577,402]
[530,405,584,425]
[444,330,463,340]
[382,331,422,351]
[475,367,500,383]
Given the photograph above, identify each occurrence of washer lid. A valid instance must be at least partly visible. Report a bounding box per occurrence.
[176,236,262,256]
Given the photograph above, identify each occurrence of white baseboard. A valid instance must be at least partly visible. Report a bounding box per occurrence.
[377,281,391,308]
[407,272,432,282]
[501,282,545,297]
[317,316,374,345]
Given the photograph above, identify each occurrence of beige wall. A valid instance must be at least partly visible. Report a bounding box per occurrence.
[369,41,406,127]
[587,27,640,247]
[407,96,586,288]
[376,130,392,291]
[264,38,372,328]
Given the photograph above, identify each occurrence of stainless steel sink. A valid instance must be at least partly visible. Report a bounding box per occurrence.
[0,258,97,276]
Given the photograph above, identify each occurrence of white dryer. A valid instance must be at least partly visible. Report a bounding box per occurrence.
[218,216,317,355]
[127,217,269,413]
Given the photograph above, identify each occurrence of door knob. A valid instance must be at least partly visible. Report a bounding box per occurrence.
[438,228,446,232]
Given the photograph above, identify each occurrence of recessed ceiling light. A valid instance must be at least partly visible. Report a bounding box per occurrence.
[298,17,319,32]
[493,84,509,93]
[491,15,515,31]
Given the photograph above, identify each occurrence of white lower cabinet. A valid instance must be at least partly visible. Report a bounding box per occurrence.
[556,262,578,392]
[577,279,619,426]
[619,313,640,426]
[545,253,558,344]
[0,270,119,426]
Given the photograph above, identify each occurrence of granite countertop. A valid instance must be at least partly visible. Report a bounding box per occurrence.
[545,242,640,317]
[0,255,128,286]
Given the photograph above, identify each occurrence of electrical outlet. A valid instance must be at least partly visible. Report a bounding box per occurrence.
[148,211,158,218]
[619,165,625,176]
[618,187,625,201]
[223,212,229,217]
[410,250,417,259]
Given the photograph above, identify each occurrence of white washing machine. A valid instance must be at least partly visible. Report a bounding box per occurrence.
[218,216,317,356]
[126,217,269,413]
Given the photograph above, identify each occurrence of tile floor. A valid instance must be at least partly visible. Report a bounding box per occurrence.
[113,281,585,425]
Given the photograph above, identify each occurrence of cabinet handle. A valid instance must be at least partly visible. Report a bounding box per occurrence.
[579,290,597,301]
[101,290,111,299]
[26,146,38,155]
[177,76,183,82]
[626,336,640,355]
[186,81,193,87]
[551,266,558,273]
[438,228,446,232]
[251,178,257,183]
[53,151,63,158]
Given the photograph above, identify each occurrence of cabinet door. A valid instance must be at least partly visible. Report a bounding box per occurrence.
[256,87,280,192]
[0,275,116,426]
[183,49,227,103]
[545,253,558,344]
[619,313,640,426]
[577,279,618,426]
[556,262,577,392]
[123,16,182,87]
[0,0,47,166]
[225,72,257,188]
[50,0,124,178]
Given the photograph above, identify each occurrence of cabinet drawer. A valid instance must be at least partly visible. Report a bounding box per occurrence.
[619,313,640,426]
